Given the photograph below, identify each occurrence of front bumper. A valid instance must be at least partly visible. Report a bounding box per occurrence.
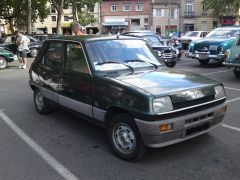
[186,51,226,61]
[135,102,227,148]
[223,62,240,68]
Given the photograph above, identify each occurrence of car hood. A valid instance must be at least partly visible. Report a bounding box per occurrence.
[113,68,218,96]
[194,37,234,45]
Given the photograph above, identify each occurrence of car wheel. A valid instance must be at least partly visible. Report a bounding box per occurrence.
[0,56,8,69]
[30,48,39,58]
[108,113,146,161]
[166,61,176,68]
[34,89,53,114]
[199,60,209,65]
[233,68,240,78]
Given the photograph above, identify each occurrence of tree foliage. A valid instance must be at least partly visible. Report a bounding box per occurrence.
[204,0,240,17]
[0,0,49,32]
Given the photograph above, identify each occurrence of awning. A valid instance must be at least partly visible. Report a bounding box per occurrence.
[102,22,128,26]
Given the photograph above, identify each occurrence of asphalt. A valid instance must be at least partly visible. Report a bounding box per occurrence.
[0,57,240,180]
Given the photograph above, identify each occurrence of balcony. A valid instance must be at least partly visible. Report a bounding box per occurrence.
[184,11,195,18]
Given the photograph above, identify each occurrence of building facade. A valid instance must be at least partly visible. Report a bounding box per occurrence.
[152,0,180,35]
[179,0,218,33]
[33,3,100,34]
[100,0,152,34]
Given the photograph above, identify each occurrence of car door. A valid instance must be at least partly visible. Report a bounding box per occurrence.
[37,41,65,103]
[2,35,18,53]
[59,42,94,117]
[228,35,240,62]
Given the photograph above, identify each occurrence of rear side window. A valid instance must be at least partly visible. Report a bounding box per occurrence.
[43,42,64,69]
[65,43,90,74]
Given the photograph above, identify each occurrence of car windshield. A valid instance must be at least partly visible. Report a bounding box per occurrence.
[206,29,239,38]
[185,31,200,37]
[142,35,162,46]
[86,39,162,72]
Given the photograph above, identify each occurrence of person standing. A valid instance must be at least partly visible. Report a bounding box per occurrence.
[16,31,30,69]
[71,23,84,35]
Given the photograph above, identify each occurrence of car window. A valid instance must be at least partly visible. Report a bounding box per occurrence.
[186,32,199,37]
[3,36,12,43]
[43,42,64,69]
[201,32,207,37]
[142,36,162,46]
[66,43,90,74]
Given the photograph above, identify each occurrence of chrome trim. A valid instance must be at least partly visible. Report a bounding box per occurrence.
[223,62,240,68]
[156,97,226,115]
[93,107,106,122]
[59,95,92,117]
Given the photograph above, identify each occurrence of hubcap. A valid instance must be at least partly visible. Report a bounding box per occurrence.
[35,91,44,110]
[0,58,7,69]
[112,123,136,154]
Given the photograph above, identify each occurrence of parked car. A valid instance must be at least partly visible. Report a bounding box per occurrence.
[122,31,181,67]
[186,27,240,65]
[29,36,227,161]
[31,34,54,42]
[179,31,208,49]
[223,33,240,77]
[0,34,42,57]
[0,47,14,69]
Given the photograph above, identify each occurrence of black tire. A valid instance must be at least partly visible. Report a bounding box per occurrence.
[108,113,146,161]
[233,68,240,78]
[199,59,209,65]
[166,61,176,68]
[34,88,53,114]
[30,48,39,58]
[0,56,8,69]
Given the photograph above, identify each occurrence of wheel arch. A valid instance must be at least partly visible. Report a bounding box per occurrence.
[105,106,135,127]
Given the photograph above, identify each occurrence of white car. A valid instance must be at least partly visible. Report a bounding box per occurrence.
[179,31,208,49]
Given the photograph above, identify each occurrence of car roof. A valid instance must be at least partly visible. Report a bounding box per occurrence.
[213,26,240,31]
[48,35,138,42]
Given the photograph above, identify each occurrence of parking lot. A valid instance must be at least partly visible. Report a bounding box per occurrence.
[0,57,240,180]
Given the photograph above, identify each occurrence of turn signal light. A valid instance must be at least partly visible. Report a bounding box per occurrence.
[159,124,173,132]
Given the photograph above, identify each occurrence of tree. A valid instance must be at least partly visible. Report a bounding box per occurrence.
[50,0,64,34]
[69,0,100,26]
[0,0,49,33]
[204,0,240,17]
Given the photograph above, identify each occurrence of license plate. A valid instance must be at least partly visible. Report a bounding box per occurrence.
[209,45,218,50]
[198,54,208,60]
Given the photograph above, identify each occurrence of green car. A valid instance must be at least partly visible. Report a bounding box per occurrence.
[186,27,240,65]
[223,33,240,77]
[0,48,14,69]
[29,36,227,161]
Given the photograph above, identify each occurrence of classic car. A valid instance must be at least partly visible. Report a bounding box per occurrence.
[122,31,181,67]
[223,33,240,77]
[179,31,208,49]
[186,27,240,65]
[29,36,227,161]
[0,48,14,69]
[0,34,42,57]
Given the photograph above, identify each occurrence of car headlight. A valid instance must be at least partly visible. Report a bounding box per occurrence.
[153,96,173,113]
[214,85,225,99]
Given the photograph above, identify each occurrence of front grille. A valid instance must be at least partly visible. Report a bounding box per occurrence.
[156,98,225,120]
[185,113,214,125]
[173,95,215,110]
[186,122,211,136]
[162,53,174,58]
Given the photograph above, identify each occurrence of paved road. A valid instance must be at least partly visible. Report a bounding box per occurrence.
[0,58,240,180]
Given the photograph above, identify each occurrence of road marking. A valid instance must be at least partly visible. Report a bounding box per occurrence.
[227,97,240,103]
[202,70,232,75]
[0,110,79,180]
[225,87,240,91]
[0,70,13,73]
[222,124,240,133]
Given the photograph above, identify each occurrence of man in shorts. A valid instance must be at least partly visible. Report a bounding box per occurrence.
[16,31,30,69]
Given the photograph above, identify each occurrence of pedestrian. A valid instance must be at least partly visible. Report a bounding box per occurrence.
[16,30,30,69]
[71,23,84,35]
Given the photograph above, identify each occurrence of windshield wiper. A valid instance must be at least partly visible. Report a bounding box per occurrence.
[124,59,159,69]
[95,61,134,73]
